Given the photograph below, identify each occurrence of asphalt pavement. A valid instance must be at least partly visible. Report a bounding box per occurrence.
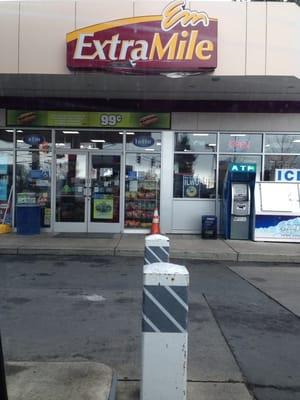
[0,255,300,399]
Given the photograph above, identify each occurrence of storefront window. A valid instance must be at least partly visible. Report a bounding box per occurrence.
[0,129,14,149]
[175,132,217,152]
[55,130,122,150]
[219,155,261,196]
[125,153,160,229]
[0,151,13,225]
[265,134,300,153]
[174,154,216,198]
[126,132,161,152]
[16,151,52,227]
[264,155,300,181]
[219,133,262,153]
[16,130,52,150]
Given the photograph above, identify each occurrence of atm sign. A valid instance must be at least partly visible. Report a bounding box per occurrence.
[230,163,256,173]
[275,169,300,182]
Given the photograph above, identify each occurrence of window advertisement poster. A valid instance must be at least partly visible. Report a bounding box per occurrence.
[0,179,7,201]
[93,196,114,220]
[0,163,8,175]
[6,110,170,129]
[0,153,8,201]
[183,176,200,198]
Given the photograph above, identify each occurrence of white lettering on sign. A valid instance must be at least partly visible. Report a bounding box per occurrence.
[231,164,256,173]
[275,169,300,182]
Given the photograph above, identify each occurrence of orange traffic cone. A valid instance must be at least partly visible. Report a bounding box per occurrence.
[151,208,160,234]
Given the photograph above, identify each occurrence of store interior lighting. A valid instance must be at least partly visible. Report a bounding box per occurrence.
[230,134,246,137]
[62,130,79,134]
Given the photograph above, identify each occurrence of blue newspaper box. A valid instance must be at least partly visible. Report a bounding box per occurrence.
[202,215,217,239]
[16,205,41,235]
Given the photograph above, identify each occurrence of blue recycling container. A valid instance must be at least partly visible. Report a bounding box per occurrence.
[16,205,41,235]
[202,215,217,239]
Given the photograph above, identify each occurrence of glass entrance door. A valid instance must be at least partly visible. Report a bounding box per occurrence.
[88,154,121,232]
[55,151,122,233]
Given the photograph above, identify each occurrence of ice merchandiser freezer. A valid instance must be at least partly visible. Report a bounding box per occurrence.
[254,182,300,242]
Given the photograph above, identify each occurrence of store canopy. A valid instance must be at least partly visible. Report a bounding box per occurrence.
[0,73,299,102]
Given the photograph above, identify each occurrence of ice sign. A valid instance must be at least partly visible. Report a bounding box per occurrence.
[275,169,300,182]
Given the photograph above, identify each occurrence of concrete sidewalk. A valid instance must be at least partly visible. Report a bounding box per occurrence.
[0,232,300,263]
[6,362,117,400]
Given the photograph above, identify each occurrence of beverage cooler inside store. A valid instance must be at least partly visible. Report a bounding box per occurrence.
[125,154,160,229]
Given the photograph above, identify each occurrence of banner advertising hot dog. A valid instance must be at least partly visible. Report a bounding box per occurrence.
[6,110,170,129]
[66,0,217,74]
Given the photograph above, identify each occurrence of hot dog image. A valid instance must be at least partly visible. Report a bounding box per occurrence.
[139,114,159,127]
[17,112,37,125]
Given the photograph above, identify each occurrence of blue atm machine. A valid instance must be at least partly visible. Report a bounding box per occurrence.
[223,163,256,240]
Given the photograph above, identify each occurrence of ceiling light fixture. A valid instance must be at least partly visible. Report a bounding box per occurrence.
[193,133,209,136]
[63,130,79,134]
[5,129,14,133]
[91,139,106,143]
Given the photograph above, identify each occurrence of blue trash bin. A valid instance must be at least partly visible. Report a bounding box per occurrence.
[16,205,41,235]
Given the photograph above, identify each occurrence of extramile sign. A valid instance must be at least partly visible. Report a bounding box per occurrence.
[66,0,217,74]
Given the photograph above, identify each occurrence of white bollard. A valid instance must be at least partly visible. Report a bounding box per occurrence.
[144,234,170,265]
[141,262,189,400]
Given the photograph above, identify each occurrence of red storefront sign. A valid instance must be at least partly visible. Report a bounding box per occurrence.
[66,0,217,74]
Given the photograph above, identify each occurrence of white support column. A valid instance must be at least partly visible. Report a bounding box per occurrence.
[141,262,189,400]
[144,234,170,265]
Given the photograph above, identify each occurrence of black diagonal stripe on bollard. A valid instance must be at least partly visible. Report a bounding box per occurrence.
[144,246,169,264]
[142,285,188,333]
[167,285,188,306]
[0,333,8,400]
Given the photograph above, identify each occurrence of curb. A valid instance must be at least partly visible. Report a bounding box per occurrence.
[108,372,117,400]
[0,246,300,264]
